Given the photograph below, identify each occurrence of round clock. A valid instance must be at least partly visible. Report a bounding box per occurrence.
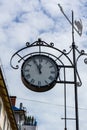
[21,55,59,92]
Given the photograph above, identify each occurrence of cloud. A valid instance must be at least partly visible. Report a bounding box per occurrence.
[0,0,87,130]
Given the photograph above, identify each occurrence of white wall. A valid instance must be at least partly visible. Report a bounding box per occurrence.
[21,125,37,130]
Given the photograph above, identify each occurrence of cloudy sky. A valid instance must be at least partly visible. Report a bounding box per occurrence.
[0,0,87,130]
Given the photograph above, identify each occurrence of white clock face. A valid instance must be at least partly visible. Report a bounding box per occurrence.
[21,55,59,92]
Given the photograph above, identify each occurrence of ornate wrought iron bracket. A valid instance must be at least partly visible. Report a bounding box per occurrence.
[10,38,87,87]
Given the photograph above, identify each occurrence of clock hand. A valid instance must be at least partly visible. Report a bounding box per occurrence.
[39,57,42,71]
[33,59,42,74]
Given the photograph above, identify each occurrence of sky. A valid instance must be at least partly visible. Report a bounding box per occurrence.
[0,0,87,130]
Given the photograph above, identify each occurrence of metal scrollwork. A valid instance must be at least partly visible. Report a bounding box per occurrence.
[50,42,54,47]
[26,42,30,47]
[76,48,87,65]
[84,58,87,64]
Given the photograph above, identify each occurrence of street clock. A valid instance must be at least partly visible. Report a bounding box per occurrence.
[21,54,59,92]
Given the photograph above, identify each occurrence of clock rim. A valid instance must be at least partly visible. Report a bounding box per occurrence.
[21,54,59,92]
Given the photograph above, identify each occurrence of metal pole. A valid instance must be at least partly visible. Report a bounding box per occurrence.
[72,11,79,130]
[64,68,67,130]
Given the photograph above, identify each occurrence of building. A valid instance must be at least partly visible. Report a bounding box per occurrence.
[10,96,37,130]
[10,96,26,129]
[0,67,18,130]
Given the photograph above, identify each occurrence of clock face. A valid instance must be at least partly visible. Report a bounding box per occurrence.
[21,55,59,92]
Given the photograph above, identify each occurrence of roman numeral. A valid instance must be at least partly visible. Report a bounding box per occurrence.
[27,64,31,67]
[25,74,30,79]
[30,79,35,84]
[45,80,48,85]
[24,69,29,72]
[38,81,41,87]
[39,58,43,63]
[50,71,55,74]
[48,76,54,81]
[49,65,53,68]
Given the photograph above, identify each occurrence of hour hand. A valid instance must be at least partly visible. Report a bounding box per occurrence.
[33,59,42,74]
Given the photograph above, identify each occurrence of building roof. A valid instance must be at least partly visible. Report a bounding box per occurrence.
[12,106,21,111]
[12,105,26,115]
[0,67,18,130]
